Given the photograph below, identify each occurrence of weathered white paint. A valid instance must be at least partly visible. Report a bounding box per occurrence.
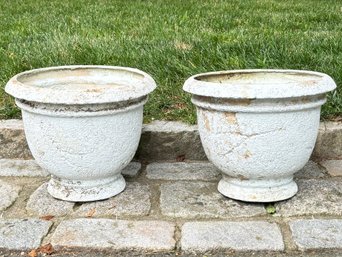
[5,65,156,202]
[184,69,336,202]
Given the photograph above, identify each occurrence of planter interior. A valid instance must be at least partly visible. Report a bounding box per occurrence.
[184,69,336,202]
[5,66,156,202]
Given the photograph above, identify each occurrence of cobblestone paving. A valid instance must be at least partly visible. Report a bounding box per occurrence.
[0,159,341,255]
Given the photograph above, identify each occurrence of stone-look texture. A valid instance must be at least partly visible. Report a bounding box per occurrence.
[20,105,143,202]
[160,181,265,218]
[73,182,150,217]
[0,159,48,177]
[183,70,336,203]
[181,221,284,252]
[136,120,206,161]
[6,66,156,202]
[0,180,21,211]
[51,219,175,251]
[290,219,342,250]
[313,121,342,160]
[320,159,342,177]
[26,183,74,216]
[121,162,141,177]
[276,179,342,216]
[0,120,32,159]
[1,120,341,162]
[0,219,52,250]
[294,160,326,179]
[146,162,220,181]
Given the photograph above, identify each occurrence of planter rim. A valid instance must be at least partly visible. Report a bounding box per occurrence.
[183,69,336,99]
[5,65,156,105]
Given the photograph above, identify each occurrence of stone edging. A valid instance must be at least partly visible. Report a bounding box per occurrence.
[0,119,341,161]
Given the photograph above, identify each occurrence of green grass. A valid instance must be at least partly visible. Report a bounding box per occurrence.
[0,0,341,123]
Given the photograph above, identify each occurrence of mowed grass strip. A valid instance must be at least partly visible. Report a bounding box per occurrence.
[0,0,341,123]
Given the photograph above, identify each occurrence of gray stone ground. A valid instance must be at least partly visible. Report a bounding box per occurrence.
[0,159,341,256]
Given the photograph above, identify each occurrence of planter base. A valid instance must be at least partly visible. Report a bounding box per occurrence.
[218,176,298,202]
[47,175,126,202]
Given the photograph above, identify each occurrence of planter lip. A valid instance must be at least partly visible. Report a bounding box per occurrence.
[183,69,336,99]
[5,65,156,105]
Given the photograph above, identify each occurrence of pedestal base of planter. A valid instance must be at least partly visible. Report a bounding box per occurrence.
[218,176,298,202]
[47,175,126,202]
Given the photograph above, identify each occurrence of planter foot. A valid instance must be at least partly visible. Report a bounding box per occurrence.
[47,175,126,202]
[218,176,298,203]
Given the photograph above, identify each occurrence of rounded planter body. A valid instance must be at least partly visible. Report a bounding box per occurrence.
[6,65,156,202]
[183,70,336,202]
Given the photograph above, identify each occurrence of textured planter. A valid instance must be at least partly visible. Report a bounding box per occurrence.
[5,65,156,202]
[183,70,336,202]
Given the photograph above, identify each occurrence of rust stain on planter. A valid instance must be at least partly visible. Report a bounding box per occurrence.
[237,175,248,181]
[224,112,237,124]
[202,112,211,131]
[85,88,103,93]
[71,68,92,77]
[236,99,252,106]
[302,79,318,87]
[243,150,252,159]
[222,98,252,106]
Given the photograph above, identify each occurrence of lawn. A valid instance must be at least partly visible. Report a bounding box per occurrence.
[0,0,341,123]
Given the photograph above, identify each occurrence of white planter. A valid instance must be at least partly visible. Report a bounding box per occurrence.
[183,69,336,202]
[5,65,156,202]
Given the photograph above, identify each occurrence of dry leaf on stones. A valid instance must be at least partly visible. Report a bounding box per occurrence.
[40,215,55,221]
[86,208,96,218]
[27,249,37,257]
[38,243,54,255]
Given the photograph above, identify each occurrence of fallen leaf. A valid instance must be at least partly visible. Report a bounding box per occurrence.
[141,160,149,165]
[38,243,54,255]
[86,208,96,217]
[27,249,37,257]
[176,155,186,162]
[40,215,54,221]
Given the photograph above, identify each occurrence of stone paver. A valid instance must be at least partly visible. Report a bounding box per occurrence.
[290,219,342,250]
[294,161,326,179]
[0,219,52,250]
[146,162,220,181]
[160,181,265,218]
[0,159,48,177]
[276,179,342,216]
[26,183,74,216]
[73,182,150,217]
[0,180,21,211]
[51,219,175,251]
[121,162,141,177]
[0,120,32,159]
[320,160,342,177]
[181,221,284,252]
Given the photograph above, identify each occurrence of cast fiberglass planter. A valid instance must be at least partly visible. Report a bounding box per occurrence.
[6,66,156,202]
[183,69,336,202]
